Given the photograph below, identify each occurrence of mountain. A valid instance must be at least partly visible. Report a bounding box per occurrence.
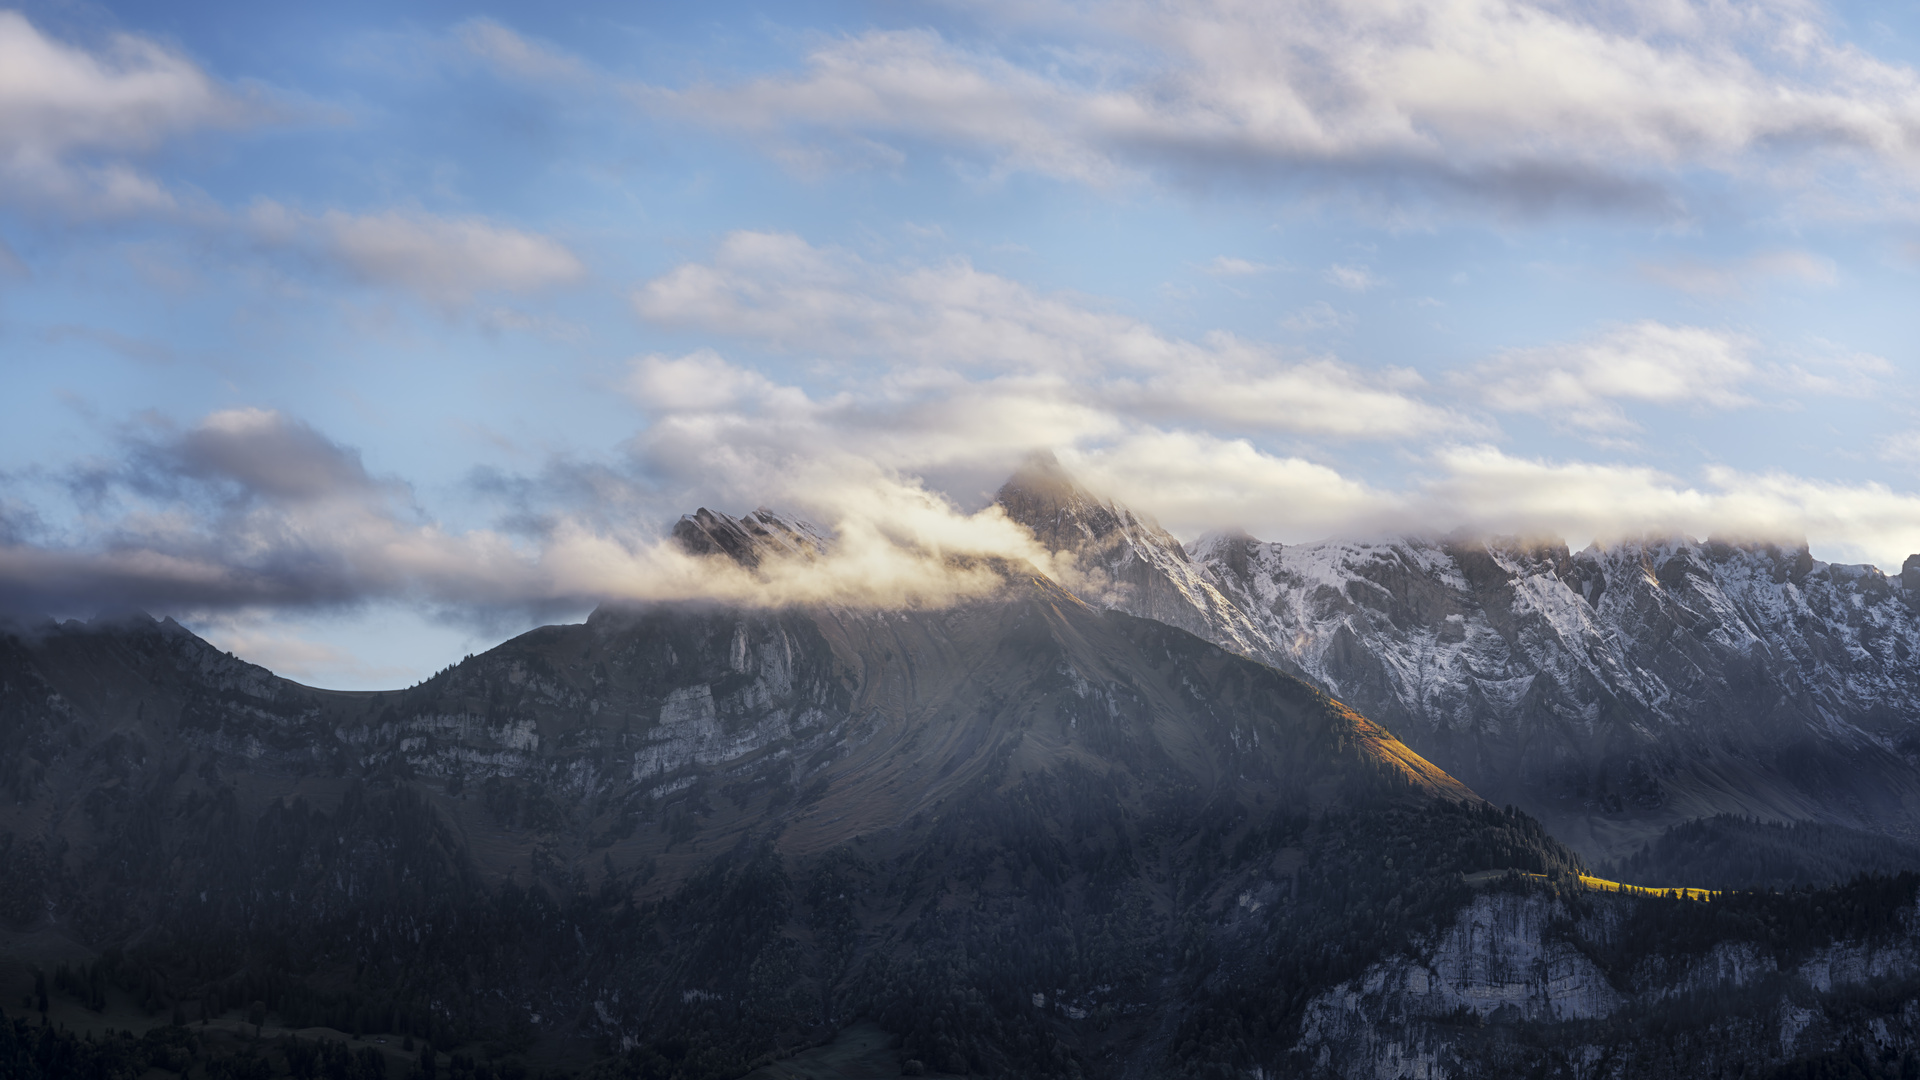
[0,527,1569,1079]
[995,455,1920,862]
[6,501,1920,1080]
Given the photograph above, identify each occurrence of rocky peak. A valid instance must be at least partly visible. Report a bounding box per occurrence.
[995,454,1270,659]
[669,506,828,569]
[994,451,1185,561]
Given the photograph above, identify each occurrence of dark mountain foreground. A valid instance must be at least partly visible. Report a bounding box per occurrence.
[3,509,1920,1078]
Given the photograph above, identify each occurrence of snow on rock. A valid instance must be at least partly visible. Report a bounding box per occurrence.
[999,463,1920,852]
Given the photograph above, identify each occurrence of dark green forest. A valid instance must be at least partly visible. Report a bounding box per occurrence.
[1603,815,1920,892]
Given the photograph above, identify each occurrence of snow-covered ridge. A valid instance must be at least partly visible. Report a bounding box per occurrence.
[997,463,1920,855]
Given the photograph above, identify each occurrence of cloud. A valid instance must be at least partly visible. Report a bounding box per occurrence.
[1205,256,1277,276]
[1280,300,1353,333]
[633,231,1462,439]
[248,201,586,304]
[1640,250,1839,296]
[453,18,590,84]
[1423,445,1920,567]
[1880,430,1920,464]
[1323,264,1380,291]
[0,11,261,215]
[0,405,1089,619]
[1469,321,1756,432]
[635,2,1920,216]
[1066,431,1396,540]
[10,403,1920,626]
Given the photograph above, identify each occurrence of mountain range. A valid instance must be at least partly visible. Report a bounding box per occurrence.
[2,463,1920,1079]
[996,454,1920,861]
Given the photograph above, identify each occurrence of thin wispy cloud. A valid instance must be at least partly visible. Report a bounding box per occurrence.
[1323,264,1381,291]
[631,1,1920,217]
[1468,321,1758,433]
[1640,250,1840,296]
[248,202,587,305]
[632,231,1465,439]
[0,10,268,216]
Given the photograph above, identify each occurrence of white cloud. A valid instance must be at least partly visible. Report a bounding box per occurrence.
[635,1,1920,216]
[11,403,1920,627]
[1125,356,1460,439]
[0,11,258,215]
[633,231,1461,439]
[1205,255,1276,276]
[249,201,586,304]
[1423,445,1920,568]
[1067,431,1396,540]
[1470,321,1756,432]
[1323,263,1381,291]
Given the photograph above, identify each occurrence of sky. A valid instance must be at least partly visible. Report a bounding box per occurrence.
[3,0,1920,688]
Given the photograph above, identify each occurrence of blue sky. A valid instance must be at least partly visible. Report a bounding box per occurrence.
[4,0,1920,687]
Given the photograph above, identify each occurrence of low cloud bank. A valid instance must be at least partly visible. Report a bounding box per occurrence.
[0,409,1082,621]
[5,406,1919,628]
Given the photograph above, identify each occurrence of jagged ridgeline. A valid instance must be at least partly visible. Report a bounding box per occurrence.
[0,543,1583,1078]
[992,453,1920,867]
[5,505,1920,1080]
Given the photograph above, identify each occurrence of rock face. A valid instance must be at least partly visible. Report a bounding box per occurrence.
[1292,880,1920,1079]
[995,457,1920,858]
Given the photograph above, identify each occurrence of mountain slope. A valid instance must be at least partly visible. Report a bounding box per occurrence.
[8,503,1920,1079]
[0,538,1572,1079]
[995,458,1920,860]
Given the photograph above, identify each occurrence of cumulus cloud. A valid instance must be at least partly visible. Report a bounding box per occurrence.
[635,1,1920,216]
[0,11,261,215]
[248,201,586,304]
[1469,321,1756,432]
[633,231,1463,439]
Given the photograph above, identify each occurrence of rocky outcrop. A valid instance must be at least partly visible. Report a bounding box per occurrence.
[1293,883,1920,1079]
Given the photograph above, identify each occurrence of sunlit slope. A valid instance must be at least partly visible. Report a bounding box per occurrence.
[1469,869,1719,901]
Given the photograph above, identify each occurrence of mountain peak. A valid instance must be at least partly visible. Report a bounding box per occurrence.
[996,449,1088,504]
[994,451,1154,554]
[670,506,826,569]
